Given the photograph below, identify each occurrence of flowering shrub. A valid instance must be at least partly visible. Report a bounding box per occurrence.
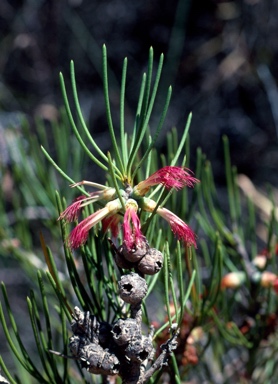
[0,46,277,384]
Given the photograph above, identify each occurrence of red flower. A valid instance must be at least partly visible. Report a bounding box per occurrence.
[134,166,199,196]
[156,207,197,247]
[58,195,93,222]
[141,197,197,247]
[58,187,116,222]
[123,201,147,256]
[102,214,122,238]
[60,166,199,250]
[68,199,122,249]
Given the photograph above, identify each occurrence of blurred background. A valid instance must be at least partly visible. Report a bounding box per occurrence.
[0,0,278,381]
[1,0,278,184]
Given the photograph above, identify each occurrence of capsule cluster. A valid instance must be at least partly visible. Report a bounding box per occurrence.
[69,306,154,376]
[69,307,120,375]
[68,266,180,380]
[110,238,164,275]
[113,273,155,364]
[111,317,154,363]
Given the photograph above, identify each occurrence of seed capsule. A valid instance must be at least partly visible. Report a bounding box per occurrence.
[137,248,163,275]
[114,246,135,269]
[125,336,153,362]
[111,318,139,345]
[118,273,148,304]
[121,239,149,262]
[79,343,120,375]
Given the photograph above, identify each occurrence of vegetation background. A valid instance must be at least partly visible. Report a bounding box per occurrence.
[0,0,278,382]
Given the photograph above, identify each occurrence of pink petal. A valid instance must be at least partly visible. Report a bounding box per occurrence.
[58,195,87,222]
[102,214,121,238]
[123,209,134,250]
[58,189,114,222]
[68,216,92,249]
[169,218,196,247]
[135,166,199,195]
[67,206,110,249]
[157,207,197,247]
[123,207,146,252]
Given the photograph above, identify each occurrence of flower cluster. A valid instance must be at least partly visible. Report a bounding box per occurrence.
[59,166,199,258]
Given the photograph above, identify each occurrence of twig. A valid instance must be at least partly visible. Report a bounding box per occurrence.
[143,331,179,382]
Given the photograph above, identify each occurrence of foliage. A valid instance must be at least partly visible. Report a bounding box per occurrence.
[0,46,278,384]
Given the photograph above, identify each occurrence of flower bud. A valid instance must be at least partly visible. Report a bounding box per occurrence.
[221,271,246,290]
[118,273,148,304]
[260,271,277,287]
[137,248,163,275]
[252,255,267,270]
